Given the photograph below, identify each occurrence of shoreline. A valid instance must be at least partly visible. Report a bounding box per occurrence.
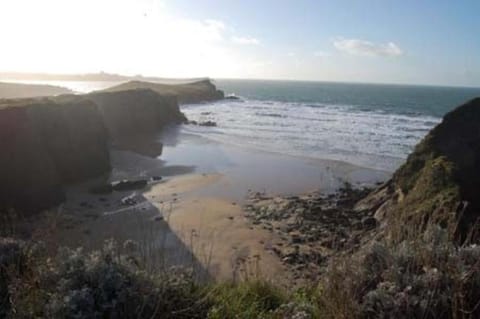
[42,127,392,283]
[179,118,404,174]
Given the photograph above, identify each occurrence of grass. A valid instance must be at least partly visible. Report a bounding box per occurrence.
[2,223,478,319]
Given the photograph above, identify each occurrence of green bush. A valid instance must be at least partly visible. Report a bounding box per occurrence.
[1,225,479,318]
[5,239,209,319]
[207,281,286,319]
[315,226,480,319]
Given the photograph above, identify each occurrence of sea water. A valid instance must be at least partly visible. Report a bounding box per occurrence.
[182,80,480,172]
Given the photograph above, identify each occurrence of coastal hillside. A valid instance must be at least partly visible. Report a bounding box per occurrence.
[0,82,72,99]
[356,97,480,240]
[102,79,225,104]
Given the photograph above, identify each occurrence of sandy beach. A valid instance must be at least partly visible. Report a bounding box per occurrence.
[45,126,390,283]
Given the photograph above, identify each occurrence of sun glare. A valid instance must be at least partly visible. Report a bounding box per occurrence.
[0,0,244,77]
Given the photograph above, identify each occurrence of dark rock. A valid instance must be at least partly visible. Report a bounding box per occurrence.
[361,217,377,229]
[198,121,217,127]
[111,179,148,191]
[290,234,304,244]
[121,195,137,206]
[151,176,162,181]
[89,184,113,194]
[225,95,241,100]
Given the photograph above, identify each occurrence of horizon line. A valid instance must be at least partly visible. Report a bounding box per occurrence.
[1,70,479,90]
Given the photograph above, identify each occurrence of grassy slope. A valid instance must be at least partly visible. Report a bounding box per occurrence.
[0,82,72,99]
[360,97,480,241]
[101,80,224,103]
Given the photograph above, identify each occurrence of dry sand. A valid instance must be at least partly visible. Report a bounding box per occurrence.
[144,176,289,282]
[44,172,290,283]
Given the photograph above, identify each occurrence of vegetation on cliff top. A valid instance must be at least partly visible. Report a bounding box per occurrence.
[1,230,479,318]
[359,98,480,241]
[102,79,224,104]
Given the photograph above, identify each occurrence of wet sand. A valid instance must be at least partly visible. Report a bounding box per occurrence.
[48,126,391,283]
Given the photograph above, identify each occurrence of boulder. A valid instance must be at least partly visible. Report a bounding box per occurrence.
[198,121,217,127]
[111,179,148,191]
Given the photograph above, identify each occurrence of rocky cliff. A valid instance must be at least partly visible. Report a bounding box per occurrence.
[85,89,187,140]
[0,97,110,213]
[0,89,189,213]
[101,79,224,104]
[356,97,480,240]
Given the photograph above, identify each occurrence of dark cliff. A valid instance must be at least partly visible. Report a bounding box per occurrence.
[101,79,224,104]
[0,89,189,213]
[356,97,480,240]
[85,89,187,140]
[0,97,110,212]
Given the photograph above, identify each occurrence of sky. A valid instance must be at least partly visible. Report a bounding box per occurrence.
[0,0,479,86]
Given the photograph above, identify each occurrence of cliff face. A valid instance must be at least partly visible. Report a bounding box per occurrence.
[356,98,480,239]
[101,79,224,104]
[0,98,110,213]
[86,89,187,140]
[0,89,188,213]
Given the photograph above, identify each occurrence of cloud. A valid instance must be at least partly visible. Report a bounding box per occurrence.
[313,50,330,57]
[0,0,257,77]
[204,19,226,32]
[231,36,260,45]
[333,38,403,57]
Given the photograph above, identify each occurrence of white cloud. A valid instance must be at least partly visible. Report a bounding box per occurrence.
[232,36,260,45]
[333,38,403,57]
[204,19,226,35]
[0,0,259,78]
[313,50,330,57]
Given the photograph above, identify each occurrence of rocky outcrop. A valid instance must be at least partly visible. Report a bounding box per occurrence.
[0,82,72,99]
[0,89,189,213]
[356,97,480,240]
[85,89,187,140]
[101,79,224,104]
[244,186,374,280]
[0,97,110,213]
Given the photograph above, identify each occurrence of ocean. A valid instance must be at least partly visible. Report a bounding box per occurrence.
[182,80,480,172]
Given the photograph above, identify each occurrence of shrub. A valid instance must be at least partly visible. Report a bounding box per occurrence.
[314,226,480,319]
[207,281,286,319]
[6,239,209,319]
